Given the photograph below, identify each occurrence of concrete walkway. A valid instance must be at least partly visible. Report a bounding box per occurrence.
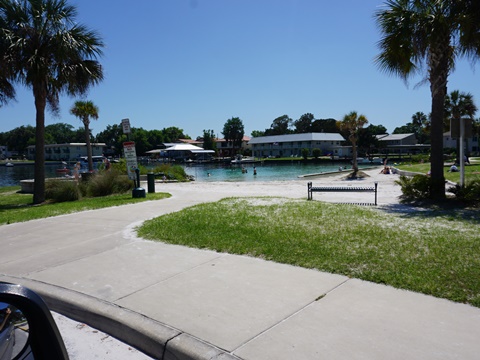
[1,174,480,359]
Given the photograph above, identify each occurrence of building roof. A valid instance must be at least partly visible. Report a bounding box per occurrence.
[165,144,204,151]
[377,133,414,141]
[179,138,202,145]
[248,133,344,144]
[27,143,106,149]
[215,136,251,143]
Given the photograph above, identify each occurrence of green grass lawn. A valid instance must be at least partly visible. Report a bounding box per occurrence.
[396,162,480,183]
[0,186,171,225]
[138,197,480,308]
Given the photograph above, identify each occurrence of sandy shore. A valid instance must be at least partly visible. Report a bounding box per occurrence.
[153,167,403,207]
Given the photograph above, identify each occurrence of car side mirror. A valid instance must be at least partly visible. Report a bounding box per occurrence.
[0,282,69,360]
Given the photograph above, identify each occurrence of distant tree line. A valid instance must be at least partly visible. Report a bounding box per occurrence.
[0,123,189,157]
[250,113,389,156]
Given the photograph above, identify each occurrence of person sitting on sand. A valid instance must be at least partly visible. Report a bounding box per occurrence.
[380,166,390,174]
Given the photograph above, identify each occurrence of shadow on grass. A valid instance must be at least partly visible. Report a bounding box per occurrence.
[0,203,32,212]
[380,202,480,225]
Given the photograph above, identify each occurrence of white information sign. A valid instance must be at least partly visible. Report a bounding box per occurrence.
[121,118,131,134]
[123,141,138,180]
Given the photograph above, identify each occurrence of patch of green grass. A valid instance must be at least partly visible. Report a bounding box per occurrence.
[138,197,480,307]
[0,189,171,225]
[396,163,480,183]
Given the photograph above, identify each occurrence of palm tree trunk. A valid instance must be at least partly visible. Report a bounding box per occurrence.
[428,42,449,200]
[430,89,446,199]
[33,85,47,204]
[85,121,93,172]
[352,139,358,173]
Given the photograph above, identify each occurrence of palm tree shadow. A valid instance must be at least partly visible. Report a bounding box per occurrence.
[379,203,480,225]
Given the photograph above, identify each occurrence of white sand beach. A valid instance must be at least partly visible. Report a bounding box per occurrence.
[154,167,403,207]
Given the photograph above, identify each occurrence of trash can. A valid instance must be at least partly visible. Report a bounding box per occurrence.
[132,187,146,198]
[147,172,155,193]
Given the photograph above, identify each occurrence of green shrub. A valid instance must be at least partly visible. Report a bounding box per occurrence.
[301,148,309,160]
[45,179,80,202]
[410,154,430,163]
[87,169,134,197]
[152,164,189,181]
[448,179,480,205]
[395,175,432,202]
[312,148,321,159]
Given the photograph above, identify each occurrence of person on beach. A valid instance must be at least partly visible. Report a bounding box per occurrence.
[103,157,111,171]
[380,166,391,174]
[73,162,81,182]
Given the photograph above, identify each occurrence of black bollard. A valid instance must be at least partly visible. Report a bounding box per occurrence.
[132,168,146,198]
[147,172,155,193]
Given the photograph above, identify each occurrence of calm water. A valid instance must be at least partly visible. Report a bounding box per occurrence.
[0,163,65,187]
[0,161,367,187]
[183,162,358,182]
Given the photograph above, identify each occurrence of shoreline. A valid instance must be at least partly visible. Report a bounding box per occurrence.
[153,167,403,207]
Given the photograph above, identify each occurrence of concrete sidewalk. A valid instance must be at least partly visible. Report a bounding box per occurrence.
[1,181,480,359]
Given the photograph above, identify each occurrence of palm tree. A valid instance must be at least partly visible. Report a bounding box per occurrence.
[0,0,104,204]
[337,111,368,175]
[70,101,100,172]
[444,90,477,162]
[375,0,480,200]
[411,112,430,144]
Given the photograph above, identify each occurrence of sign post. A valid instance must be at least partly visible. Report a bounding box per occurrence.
[121,118,131,135]
[451,119,472,188]
[122,119,145,197]
[123,141,138,182]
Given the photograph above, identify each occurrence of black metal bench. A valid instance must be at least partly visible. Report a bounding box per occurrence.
[307,182,378,206]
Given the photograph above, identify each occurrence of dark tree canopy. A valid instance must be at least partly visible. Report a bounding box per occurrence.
[294,113,314,133]
[222,117,245,152]
[202,129,217,151]
[264,115,292,136]
[311,118,338,133]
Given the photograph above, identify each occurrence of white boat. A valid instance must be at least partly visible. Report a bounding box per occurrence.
[5,162,14,167]
[231,156,258,164]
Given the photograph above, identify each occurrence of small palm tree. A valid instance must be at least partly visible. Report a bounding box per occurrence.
[375,0,480,200]
[70,100,99,172]
[338,111,368,175]
[0,0,104,204]
[444,90,478,162]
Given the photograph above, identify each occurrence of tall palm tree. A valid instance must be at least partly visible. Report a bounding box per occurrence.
[375,0,480,200]
[444,90,478,162]
[337,111,368,175]
[0,76,15,107]
[0,0,104,204]
[70,100,99,172]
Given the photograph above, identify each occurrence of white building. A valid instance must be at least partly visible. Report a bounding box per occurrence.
[27,143,107,161]
[443,132,479,154]
[248,133,346,158]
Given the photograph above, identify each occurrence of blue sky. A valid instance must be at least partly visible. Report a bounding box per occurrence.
[1,0,478,139]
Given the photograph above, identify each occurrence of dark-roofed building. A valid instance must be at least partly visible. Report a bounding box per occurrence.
[376,133,429,154]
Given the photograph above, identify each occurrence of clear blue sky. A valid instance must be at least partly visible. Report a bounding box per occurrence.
[1,0,478,139]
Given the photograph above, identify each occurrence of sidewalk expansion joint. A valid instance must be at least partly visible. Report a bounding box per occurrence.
[233,277,351,354]
[114,254,226,302]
